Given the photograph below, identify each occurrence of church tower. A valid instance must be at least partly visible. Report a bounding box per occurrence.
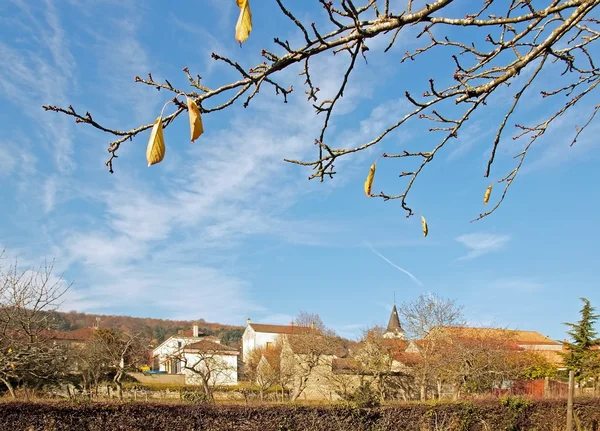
[383,299,406,339]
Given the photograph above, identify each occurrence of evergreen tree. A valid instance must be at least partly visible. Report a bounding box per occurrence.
[561,298,600,384]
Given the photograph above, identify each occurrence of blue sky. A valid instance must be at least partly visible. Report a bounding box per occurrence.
[1,0,599,342]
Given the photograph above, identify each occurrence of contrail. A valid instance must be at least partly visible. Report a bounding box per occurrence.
[365,242,423,286]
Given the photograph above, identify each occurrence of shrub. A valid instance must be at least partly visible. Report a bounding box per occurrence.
[342,381,380,408]
[0,398,599,430]
[499,395,533,431]
[179,388,212,404]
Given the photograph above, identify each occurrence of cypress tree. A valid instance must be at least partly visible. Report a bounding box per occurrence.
[561,297,600,383]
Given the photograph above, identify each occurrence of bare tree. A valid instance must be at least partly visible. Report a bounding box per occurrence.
[322,363,362,400]
[244,344,283,401]
[45,0,600,224]
[294,311,333,335]
[437,327,526,399]
[399,293,466,340]
[398,293,465,400]
[353,326,416,401]
[166,341,237,403]
[284,330,343,401]
[78,328,148,400]
[353,326,393,400]
[0,252,71,398]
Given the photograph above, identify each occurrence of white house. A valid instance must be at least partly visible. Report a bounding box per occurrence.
[241,318,314,362]
[152,325,240,385]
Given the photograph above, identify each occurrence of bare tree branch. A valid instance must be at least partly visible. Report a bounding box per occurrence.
[44,0,600,221]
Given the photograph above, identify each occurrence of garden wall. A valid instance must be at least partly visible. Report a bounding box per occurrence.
[1,398,599,431]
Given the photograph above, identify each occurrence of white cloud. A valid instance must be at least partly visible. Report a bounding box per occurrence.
[48,29,390,321]
[6,2,476,324]
[455,233,510,260]
[60,265,263,324]
[487,277,544,292]
[42,176,58,214]
[0,0,77,218]
[0,144,17,177]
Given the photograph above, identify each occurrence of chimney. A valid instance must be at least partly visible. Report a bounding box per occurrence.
[311,321,315,330]
[290,320,294,330]
[247,318,251,326]
[193,325,199,338]
[93,317,100,329]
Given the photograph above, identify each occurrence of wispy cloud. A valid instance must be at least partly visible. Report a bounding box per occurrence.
[455,233,510,260]
[0,144,17,177]
[255,313,295,325]
[365,242,423,286]
[1,0,75,175]
[46,29,387,322]
[487,277,544,292]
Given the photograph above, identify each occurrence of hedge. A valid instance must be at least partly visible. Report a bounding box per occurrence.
[0,398,599,430]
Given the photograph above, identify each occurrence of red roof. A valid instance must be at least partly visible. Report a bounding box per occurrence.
[249,323,315,335]
[179,329,209,337]
[44,327,95,341]
[438,327,560,346]
[184,340,239,355]
[381,339,410,351]
[392,351,423,366]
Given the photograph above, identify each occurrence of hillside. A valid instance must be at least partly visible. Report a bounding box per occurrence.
[47,310,245,346]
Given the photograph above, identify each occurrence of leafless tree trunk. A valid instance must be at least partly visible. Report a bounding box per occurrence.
[0,377,15,399]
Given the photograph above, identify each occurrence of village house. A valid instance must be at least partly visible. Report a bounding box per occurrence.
[152,325,239,385]
[242,317,354,400]
[241,318,314,361]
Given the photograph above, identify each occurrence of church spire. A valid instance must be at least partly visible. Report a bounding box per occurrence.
[383,298,405,339]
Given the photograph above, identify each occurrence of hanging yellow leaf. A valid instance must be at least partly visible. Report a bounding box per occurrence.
[235,0,252,44]
[9,363,15,370]
[186,97,203,142]
[146,116,166,167]
[364,163,376,197]
[421,215,428,237]
[483,184,492,205]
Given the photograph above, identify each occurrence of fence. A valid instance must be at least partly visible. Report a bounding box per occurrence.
[491,378,569,398]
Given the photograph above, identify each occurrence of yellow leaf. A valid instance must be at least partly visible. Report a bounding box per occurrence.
[364,163,376,197]
[235,0,252,44]
[483,184,492,205]
[9,363,15,370]
[146,116,166,167]
[421,215,428,237]
[186,97,204,142]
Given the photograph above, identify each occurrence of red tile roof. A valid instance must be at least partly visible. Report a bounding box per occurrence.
[381,339,410,351]
[180,329,209,337]
[392,351,423,366]
[249,323,315,335]
[184,340,239,355]
[44,327,95,341]
[438,327,560,346]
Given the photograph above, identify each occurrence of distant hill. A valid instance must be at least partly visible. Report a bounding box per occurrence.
[46,310,245,347]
